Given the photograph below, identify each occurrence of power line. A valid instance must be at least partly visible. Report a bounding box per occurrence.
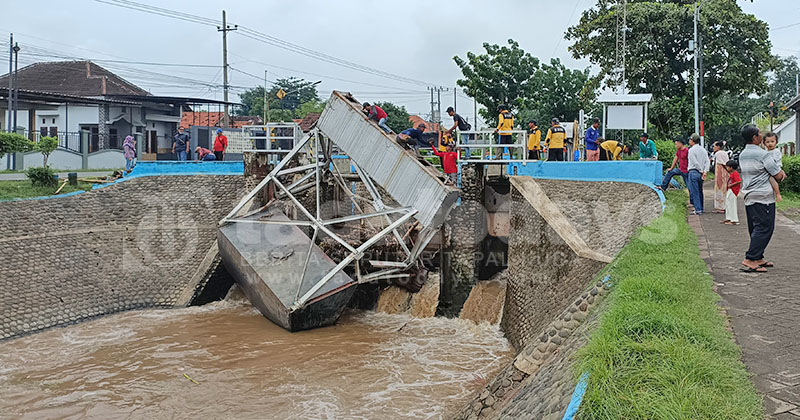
[770,22,800,32]
[93,0,437,87]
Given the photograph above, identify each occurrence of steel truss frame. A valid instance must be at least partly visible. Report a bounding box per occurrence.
[221,128,433,309]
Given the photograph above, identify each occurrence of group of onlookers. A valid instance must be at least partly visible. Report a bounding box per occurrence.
[658,125,786,274]
[170,128,228,162]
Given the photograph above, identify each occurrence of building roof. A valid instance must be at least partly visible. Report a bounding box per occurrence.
[409,115,440,132]
[0,87,139,108]
[0,61,149,97]
[596,93,653,104]
[297,112,321,132]
[181,112,264,130]
[787,93,800,111]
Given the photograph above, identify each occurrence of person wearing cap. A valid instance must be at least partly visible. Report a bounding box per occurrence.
[585,118,601,161]
[363,102,391,133]
[493,105,514,159]
[527,120,542,160]
[599,139,629,161]
[545,118,567,161]
[213,128,228,161]
[446,106,472,158]
[396,123,428,153]
[638,132,658,160]
[172,127,190,161]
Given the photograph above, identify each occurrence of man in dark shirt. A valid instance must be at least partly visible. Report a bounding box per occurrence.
[446,106,471,158]
[172,128,190,161]
[396,123,428,152]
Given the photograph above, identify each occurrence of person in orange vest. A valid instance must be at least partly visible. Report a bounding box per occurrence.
[213,128,228,161]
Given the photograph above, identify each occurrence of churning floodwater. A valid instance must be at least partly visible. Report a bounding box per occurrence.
[0,290,512,420]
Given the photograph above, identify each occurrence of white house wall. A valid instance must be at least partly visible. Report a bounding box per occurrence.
[21,149,83,170]
[88,150,125,169]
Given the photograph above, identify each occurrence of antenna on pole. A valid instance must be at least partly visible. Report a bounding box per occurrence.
[614,0,627,93]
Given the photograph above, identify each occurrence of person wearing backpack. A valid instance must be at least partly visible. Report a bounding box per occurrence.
[446,106,472,158]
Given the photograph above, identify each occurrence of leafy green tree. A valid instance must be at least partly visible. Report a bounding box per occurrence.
[0,132,31,158]
[34,136,59,166]
[454,39,541,122]
[566,0,774,139]
[297,100,326,118]
[517,58,595,126]
[236,77,321,119]
[375,101,410,133]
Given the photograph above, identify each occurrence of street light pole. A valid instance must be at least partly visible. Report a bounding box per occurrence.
[12,42,20,132]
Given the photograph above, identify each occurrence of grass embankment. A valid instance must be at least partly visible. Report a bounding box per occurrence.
[777,191,800,220]
[577,191,762,420]
[0,180,94,200]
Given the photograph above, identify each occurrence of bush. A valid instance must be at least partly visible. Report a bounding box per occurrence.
[0,132,32,158]
[654,140,676,172]
[35,136,59,166]
[783,155,800,194]
[26,166,58,188]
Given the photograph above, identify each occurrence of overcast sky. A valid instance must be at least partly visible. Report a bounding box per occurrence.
[3,0,799,124]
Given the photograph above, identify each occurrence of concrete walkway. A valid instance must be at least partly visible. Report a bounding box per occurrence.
[692,186,800,419]
[0,171,114,181]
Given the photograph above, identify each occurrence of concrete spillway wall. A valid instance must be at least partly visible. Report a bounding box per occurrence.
[0,175,244,340]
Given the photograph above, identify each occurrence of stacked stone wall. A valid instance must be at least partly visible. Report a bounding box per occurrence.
[0,175,244,340]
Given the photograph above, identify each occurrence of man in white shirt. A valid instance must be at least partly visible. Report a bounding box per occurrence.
[738,124,786,272]
[686,133,710,215]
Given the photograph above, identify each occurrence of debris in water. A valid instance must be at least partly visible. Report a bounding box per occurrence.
[183,373,200,385]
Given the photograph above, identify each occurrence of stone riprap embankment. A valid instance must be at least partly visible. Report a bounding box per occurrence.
[455,177,661,419]
[0,175,244,340]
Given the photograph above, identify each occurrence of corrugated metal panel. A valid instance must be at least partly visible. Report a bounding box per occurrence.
[317,91,458,228]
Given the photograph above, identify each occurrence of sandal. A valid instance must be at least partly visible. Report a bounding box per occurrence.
[740,266,768,273]
[759,262,774,268]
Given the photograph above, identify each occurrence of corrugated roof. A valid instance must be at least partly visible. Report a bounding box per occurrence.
[596,93,653,104]
[0,61,149,97]
[298,112,321,132]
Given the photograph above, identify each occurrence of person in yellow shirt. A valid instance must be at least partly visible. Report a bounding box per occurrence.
[599,138,630,161]
[545,118,567,161]
[493,104,514,159]
[527,120,541,160]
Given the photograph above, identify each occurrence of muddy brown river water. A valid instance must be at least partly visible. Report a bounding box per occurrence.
[0,292,512,420]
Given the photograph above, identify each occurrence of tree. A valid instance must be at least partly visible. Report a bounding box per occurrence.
[374,102,410,133]
[517,58,595,126]
[297,100,326,118]
[454,39,541,122]
[35,136,59,166]
[236,77,322,120]
[0,132,31,158]
[566,0,774,139]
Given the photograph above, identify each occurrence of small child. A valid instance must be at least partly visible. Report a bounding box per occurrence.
[764,132,783,202]
[723,160,741,225]
[432,142,459,186]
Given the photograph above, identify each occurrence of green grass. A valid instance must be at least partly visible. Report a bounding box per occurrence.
[0,168,121,174]
[777,191,800,212]
[577,191,762,420]
[0,180,95,200]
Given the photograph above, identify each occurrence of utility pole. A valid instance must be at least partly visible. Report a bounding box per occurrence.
[263,70,269,124]
[12,42,20,131]
[473,96,477,129]
[429,87,435,123]
[453,88,457,113]
[217,10,237,127]
[6,33,12,133]
[698,5,704,146]
[692,2,701,145]
[437,87,442,124]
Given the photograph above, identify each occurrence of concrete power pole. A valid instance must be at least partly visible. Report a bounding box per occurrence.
[692,2,701,145]
[218,10,237,127]
[7,33,12,133]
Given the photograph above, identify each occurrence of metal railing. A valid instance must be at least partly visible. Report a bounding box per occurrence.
[23,130,83,153]
[454,130,530,163]
[241,123,305,162]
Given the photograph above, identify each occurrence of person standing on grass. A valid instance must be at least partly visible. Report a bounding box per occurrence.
[527,120,542,160]
[545,118,567,161]
[687,133,710,215]
[173,128,190,161]
[738,124,786,273]
[363,102,391,134]
[659,138,689,190]
[763,132,784,202]
[123,135,135,174]
[723,160,741,225]
[711,141,730,213]
[638,133,658,160]
[213,128,228,161]
[585,118,601,161]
